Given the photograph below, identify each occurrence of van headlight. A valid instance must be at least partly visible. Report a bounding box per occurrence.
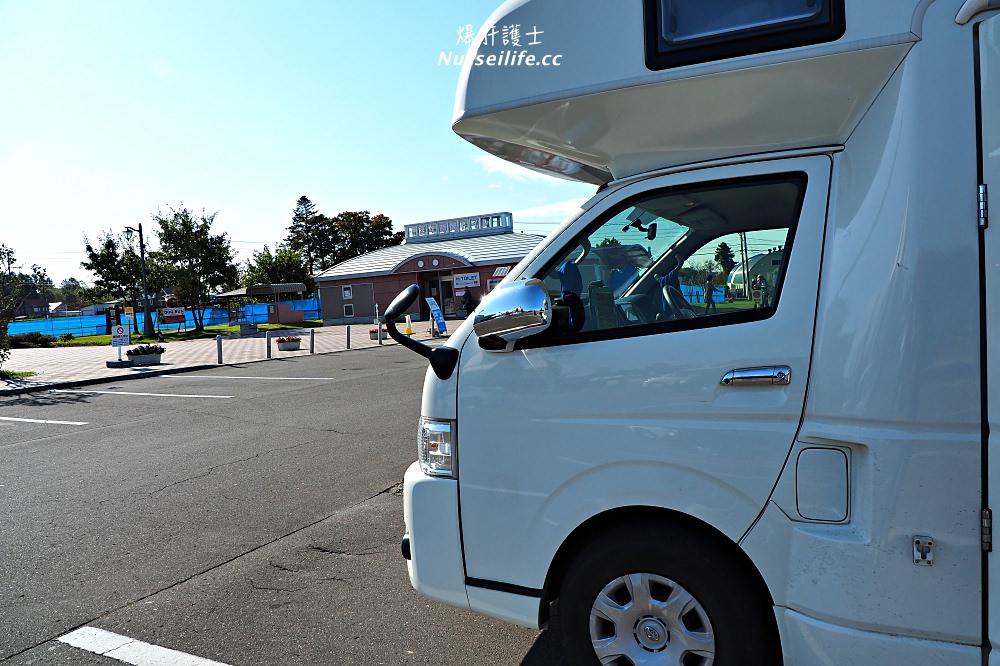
[418,417,456,478]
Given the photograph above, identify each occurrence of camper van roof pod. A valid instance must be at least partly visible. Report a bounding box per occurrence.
[453,0,933,185]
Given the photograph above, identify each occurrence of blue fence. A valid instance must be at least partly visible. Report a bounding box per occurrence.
[8,298,321,337]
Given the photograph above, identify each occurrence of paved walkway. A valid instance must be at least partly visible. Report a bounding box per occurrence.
[0,321,460,395]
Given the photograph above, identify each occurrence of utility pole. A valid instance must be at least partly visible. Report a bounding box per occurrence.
[124,224,155,338]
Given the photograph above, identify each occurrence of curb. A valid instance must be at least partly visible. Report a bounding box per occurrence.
[0,364,219,397]
[0,339,434,397]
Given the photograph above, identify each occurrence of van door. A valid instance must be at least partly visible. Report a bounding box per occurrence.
[979,15,1000,665]
[455,156,830,591]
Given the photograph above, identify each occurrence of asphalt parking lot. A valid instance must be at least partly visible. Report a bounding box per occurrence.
[0,346,567,665]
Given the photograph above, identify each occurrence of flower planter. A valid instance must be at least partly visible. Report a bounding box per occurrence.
[129,354,162,366]
[276,341,301,351]
[369,328,386,340]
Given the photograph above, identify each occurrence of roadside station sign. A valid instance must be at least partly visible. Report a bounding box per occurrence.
[111,324,130,347]
[160,307,186,324]
[123,306,134,321]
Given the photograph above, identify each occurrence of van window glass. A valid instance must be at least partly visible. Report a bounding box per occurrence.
[535,174,804,342]
[662,0,821,44]
[643,0,845,70]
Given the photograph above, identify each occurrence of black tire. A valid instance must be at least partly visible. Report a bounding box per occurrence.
[550,522,780,666]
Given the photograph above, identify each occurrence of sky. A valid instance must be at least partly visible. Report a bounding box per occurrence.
[0,1,596,285]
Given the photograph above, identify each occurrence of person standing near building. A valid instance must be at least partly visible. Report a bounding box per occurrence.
[703,276,717,314]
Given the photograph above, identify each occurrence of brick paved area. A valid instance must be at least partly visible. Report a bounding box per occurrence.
[0,321,459,395]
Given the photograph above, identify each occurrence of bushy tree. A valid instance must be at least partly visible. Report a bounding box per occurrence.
[0,245,48,369]
[57,277,88,310]
[282,197,403,273]
[82,231,147,332]
[714,242,737,277]
[332,211,403,260]
[149,207,238,331]
[241,245,314,292]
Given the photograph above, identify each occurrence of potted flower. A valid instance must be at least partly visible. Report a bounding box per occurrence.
[275,335,301,351]
[126,343,166,366]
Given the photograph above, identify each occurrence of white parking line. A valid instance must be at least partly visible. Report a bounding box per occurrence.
[58,626,232,665]
[0,416,88,425]
[50,390,233,399]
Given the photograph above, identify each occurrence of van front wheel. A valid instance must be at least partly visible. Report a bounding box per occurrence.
[551,523,779,666]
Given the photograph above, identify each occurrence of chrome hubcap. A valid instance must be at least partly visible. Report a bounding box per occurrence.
[589,572,715,665]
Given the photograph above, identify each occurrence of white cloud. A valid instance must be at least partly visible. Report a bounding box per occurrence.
[512,198,589,222]
[473,154,558,183]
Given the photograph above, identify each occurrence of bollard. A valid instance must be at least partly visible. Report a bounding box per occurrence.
[266,330,272,359]
[346,324,351,349]
[216,334,223,365]
[309,329,315,354]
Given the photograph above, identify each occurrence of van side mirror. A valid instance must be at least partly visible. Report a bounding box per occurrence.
[473,279,552,351]
[384,285,459,380]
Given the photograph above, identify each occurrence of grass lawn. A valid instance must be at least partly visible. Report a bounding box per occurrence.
[0,370,36,380]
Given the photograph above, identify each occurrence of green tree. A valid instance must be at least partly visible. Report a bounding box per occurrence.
[330,211,403,264]
[241,245,314,292]
[149,207,238,331]
[82,231,146,332]
[57,277,88,310]
[286,196,322,273]
[714,242,737,278]
[282,201,402,273]
[0,245,48,369]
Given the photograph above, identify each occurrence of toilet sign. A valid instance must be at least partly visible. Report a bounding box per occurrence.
[111,324,130,347]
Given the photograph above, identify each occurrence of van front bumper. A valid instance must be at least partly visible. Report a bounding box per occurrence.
[401,461,470,611]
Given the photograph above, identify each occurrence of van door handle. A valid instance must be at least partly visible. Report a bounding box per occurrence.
[721,366,791,386]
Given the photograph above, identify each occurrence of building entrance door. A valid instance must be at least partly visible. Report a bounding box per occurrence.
[419,272,455,320]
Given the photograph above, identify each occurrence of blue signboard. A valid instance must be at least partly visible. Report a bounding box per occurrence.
[425,298,448,335]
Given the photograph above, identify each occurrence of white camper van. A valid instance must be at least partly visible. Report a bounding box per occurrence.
[384,0,1000,663]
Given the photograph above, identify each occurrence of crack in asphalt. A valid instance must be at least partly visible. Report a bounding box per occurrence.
[1,478,405,661]
[148,439,315,495]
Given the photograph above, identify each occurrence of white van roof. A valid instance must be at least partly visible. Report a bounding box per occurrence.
[454,0,937,185]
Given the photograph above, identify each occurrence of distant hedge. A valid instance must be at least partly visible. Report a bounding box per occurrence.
[8,332,57,348]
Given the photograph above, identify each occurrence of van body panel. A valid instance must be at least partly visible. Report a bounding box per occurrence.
[401,463,469,611]
[455,42,910,184]
[742,2,983,647]
[401,0,995,660]
[775,608,981,664]
[455,156,831,589]
[981,10,1000,662]
[454,0,923,184]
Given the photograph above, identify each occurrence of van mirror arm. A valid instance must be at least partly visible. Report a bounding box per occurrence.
[384,285,459,380]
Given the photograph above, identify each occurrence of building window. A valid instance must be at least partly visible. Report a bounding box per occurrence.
[342,286,353,300]
[344,304,355,317]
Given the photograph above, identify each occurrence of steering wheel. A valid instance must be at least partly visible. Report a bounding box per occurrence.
[663,284,694,320]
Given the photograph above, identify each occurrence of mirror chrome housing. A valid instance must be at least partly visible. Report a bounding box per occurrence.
[473,279,551,350]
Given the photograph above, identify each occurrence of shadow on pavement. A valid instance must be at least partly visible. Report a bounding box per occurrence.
[520,630,568,665]
[8,390,93,406]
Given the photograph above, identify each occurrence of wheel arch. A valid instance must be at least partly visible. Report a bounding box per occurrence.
[538,505,777,634]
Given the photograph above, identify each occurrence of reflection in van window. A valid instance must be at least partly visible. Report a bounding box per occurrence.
[539,175,804,337]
